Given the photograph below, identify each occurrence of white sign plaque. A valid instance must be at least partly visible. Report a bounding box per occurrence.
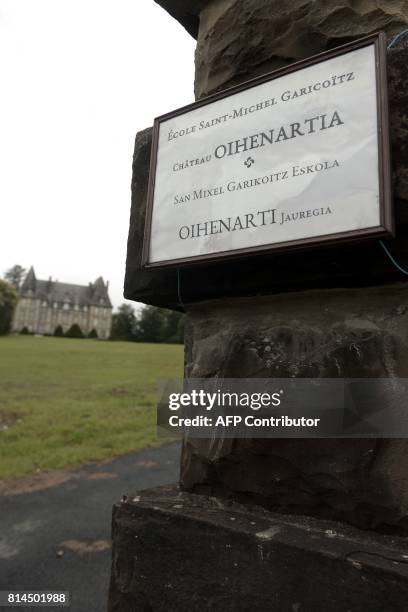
[143,34,392,268]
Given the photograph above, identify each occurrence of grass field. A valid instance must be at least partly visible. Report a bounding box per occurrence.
[0,336,183,480]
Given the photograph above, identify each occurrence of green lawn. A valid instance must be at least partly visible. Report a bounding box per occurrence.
[0,336,183,480]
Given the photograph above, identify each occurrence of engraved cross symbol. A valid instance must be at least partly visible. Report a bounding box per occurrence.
[244,156,255,168]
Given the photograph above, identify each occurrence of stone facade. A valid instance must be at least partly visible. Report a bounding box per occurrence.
[12,267,112,339]
[181,286,408,532]
[194,0,408,98]
[156,1,408,97]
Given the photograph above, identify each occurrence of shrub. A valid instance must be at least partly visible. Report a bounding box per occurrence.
[54,325,64,337]
[65,324,84,338]
[20,326,30,335]
[88,329,98,339]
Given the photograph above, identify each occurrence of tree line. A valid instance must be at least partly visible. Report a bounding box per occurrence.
[110,304,184,344]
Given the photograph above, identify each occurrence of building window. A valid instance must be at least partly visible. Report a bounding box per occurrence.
[53,302,58,309]
[63,303,69,311]
[83,306,88,312]
[42,301,47,307]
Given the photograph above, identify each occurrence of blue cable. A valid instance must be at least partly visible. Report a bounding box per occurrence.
[387,29,408,50]
[376,30,408,276]
[379,241,408,276]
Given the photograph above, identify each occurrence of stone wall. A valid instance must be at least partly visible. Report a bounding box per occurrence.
[181,285,408,532]
[195,0,408,98]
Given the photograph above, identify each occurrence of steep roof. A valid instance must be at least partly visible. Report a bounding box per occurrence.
[21,266,36,292]
[19,268,112,308]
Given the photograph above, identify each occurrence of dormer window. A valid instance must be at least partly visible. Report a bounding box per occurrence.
[63,303,70,311]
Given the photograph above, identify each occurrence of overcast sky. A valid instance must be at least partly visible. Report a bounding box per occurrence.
[0,0,195,309]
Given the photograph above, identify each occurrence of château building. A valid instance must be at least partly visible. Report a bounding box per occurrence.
[12,267,112,339]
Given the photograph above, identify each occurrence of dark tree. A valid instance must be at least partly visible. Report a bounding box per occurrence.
[110,303,185,344]
[88,329,98,339]
[54,325,64,337]
[135,305,166,343]
[162,309,185,344]
[4,265,26,289]
[20,326,30,335]
[65,324,84,338]
[110,304,137,341]
[0,279,17,335]
[134,306,185,344]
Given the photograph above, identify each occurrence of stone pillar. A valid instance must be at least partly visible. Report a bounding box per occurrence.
[109,2,408,609]
[152,0,408,534]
